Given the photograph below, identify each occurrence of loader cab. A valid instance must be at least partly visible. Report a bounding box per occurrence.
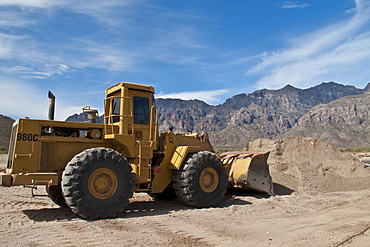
[104,82,159,155]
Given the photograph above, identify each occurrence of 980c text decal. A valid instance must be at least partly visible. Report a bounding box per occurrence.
[17,133,39,142]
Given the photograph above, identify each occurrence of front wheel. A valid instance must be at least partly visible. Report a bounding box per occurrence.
[173,151,228,208]
[61,147,134,219]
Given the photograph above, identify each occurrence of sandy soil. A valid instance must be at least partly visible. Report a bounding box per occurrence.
[1,137,370,247]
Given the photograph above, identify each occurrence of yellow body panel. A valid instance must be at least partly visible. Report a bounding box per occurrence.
[169,146,189,169]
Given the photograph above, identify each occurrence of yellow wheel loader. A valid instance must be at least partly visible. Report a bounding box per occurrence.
[0,82,273,219]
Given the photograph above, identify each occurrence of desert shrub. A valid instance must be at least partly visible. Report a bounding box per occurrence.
[0,146,8,154]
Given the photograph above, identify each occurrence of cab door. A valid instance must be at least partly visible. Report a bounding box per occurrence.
[132,95,151,141]
[131,93,156,188]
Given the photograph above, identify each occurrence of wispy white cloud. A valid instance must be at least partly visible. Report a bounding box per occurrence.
[0,0,209,78]
[0,10,37,27]
[0,33,23,59]
[0,32,138,77]
[0,0,131,10]
[157,89,229,105]
[146,26,209,66]
[0,0,139,75]
[69,39,138,71]
[0,64,69,79]
[249,0,370,89]
[0,0,133,27]
[0,0,60,8]
[0,30,74,78]
[68,0,135,27]
[277,2,309,9]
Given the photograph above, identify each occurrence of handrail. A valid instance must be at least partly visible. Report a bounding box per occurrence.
[149,105,158,144]
[136,140,141,176]
[103,95,131,135]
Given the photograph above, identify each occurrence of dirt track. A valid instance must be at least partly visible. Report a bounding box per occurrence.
[1,140,370,247]
[1,181,370,247]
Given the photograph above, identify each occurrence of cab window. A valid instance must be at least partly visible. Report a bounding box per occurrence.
[111,97,120,123]
[134,96,149,125]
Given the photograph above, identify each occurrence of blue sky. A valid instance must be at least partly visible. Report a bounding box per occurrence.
[1,0,370,120]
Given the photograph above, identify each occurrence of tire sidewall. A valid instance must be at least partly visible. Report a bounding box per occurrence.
[81,157,128,207]
[62,147,134,219]
[189,152,227,204]
[175,151,228,208]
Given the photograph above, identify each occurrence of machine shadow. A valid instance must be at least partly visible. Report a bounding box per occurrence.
[225,183,294,197]
[122,195,253,219]
[22,207,77,222]
[22,196,252,222]
[23,185,292,222]
[272,183,295,196]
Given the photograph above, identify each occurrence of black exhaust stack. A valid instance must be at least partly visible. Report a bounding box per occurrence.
[48,91,55,120]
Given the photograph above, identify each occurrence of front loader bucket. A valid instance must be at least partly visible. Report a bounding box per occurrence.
[219,151,274,196]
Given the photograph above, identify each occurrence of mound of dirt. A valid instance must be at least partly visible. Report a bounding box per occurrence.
[245,137,370,195]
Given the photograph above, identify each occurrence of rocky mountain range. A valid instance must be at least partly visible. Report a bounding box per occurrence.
[0,115,14,149]
[1,81,370,149]
[156,82,368,148]
[282,91,370,147]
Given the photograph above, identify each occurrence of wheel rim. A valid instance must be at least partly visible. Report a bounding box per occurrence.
[199,167,219,193]
[88,168,118,200]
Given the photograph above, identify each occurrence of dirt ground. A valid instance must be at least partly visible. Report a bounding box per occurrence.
[1,137,370,247]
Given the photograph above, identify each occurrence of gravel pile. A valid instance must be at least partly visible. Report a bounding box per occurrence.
[245,137,370,195]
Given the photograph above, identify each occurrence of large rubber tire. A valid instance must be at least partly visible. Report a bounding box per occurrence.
[61,147,134,219]
[173,151,228,208]
[46,185,68,208]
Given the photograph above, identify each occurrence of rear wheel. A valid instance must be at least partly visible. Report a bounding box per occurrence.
[46,185,68,208]
[62,147,134,219]
[173,151,228,208]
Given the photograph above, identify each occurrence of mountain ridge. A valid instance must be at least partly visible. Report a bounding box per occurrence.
[0,115,15,148]
[282,91,370,146]
[156,82,368,147]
